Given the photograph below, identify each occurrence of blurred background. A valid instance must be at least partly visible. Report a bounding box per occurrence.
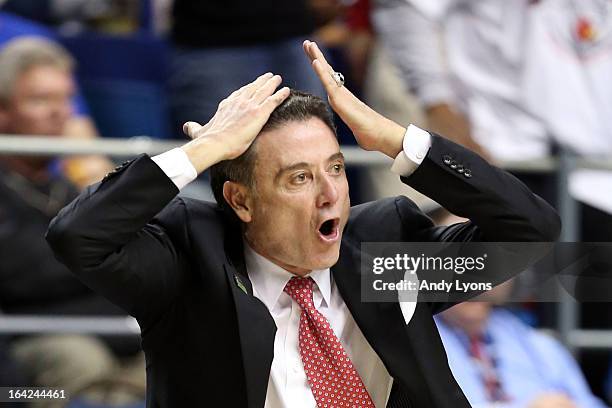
[0,0,610,407]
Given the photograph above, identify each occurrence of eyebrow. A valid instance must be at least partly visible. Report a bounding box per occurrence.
[275,152,345,181]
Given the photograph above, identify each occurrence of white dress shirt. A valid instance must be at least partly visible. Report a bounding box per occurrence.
[151,124,431,407]
[244,243,392,408]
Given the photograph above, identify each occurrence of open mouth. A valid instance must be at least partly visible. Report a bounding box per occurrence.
[317,218,340,242]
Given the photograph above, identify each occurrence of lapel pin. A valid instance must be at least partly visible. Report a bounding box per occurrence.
[234,275,248,294]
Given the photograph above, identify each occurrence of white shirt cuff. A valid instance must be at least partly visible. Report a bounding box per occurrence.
[151,148,198,190]
[390,124,432,176]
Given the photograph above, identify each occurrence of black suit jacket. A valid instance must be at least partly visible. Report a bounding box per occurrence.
[46,134,560,407]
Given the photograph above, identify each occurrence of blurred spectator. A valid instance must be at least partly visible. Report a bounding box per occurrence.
[436,300,608,408]
[0,37,143,402]
[0,10,113,188]
[372,0,612,202]
[430,212,608,407]
[1,11,96,132]
[372,0,541,163]
[522,0,612,159]
[167,0,330,137]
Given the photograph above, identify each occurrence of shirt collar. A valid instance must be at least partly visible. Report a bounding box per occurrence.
[243,241,331,311]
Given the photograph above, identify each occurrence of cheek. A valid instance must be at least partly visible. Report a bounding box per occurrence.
[338,178,351,212]
[253,197,313,237]
[14,103,50,126]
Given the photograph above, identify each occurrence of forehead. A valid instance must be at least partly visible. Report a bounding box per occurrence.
[255,117,340,172]
[16,65,74,92]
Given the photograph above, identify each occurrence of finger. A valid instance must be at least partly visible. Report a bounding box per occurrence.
[229,72,274,100]
[241,72,276,99]
[312,59,342,93]
[303,40,321,65]
[251,74,283,104]
[261,86,291,114]
[305,41,333,72]
[183,121,203,139]
[303,39,314,62]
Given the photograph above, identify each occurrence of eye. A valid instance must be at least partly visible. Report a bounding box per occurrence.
[330,163,344,174]
[292,172,310,184]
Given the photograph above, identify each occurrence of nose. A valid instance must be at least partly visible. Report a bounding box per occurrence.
[316,173,339,208]
[56,98,72,117]
[50,98,72,124]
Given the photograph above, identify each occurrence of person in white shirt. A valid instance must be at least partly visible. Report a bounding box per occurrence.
[372,0,548,163]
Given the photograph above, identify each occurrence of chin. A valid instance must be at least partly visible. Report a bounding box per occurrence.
[309,247,341,270]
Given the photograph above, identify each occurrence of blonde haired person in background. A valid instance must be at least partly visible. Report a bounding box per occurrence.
[0,37,143,407]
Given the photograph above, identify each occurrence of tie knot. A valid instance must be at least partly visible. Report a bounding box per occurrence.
[284,277,315,309]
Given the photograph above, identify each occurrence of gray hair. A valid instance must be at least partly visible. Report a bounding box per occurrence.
[0,36,75,104]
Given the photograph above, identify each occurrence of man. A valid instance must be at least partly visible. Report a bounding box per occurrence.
[437,301,607,408]
[0,12,114,188]
[0,37,140,401]
[47,41,560,407]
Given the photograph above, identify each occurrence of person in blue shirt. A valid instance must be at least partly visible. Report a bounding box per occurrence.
[436,300,608,408]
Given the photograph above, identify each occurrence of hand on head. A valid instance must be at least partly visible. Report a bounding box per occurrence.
[181,39,407,175]
[303,40,406,158]
[181,73,290,173]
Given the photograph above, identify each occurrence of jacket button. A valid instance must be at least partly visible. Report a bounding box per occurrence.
[450,161,458,169]
[456,165,464,173]
[464,169,472,178]
[442,155,452,165]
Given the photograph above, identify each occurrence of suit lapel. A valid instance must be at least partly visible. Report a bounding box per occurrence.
[332,239,436,407]
[223,224,276,408]
[224,262,276,408]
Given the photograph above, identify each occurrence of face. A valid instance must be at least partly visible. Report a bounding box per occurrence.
[242,117,350,275]
[441,302,492,338]
[0,64,74,136]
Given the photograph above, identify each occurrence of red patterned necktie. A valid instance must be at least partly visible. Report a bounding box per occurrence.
[284,276,374,407]
[469,335,508,402]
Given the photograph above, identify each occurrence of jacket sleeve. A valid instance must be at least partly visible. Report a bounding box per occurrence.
[399,133,561,313]
[46,155,191,328]
[403,133,561,243]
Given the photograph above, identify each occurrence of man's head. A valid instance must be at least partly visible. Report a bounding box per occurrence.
[0,37,75,137]
[440,281,514,337]
[211,90,350,275]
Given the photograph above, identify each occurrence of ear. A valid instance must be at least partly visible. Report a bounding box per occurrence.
[222,181,253,223]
